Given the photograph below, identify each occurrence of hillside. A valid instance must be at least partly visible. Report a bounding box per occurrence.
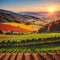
[0,9,45,32]
[0,12,25,23]
[38,20,60,32]
[4,22,32,31]
[0,9,45,25]
[19,12,60,22]
[3,22,40,32]
[0,23,31,33]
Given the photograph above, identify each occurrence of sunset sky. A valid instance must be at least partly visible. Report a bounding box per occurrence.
[0,0,60,12]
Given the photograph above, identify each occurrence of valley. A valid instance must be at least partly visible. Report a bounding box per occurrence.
[0,9,60,60]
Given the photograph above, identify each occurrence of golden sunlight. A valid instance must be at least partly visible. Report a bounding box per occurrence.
[48,7,56,13]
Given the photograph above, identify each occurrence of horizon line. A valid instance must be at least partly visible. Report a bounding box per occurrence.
[0,9,60,13]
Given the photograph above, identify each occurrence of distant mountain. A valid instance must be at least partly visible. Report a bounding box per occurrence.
[38,19,60,32]
[19,11,60,22]
[0,9,43,21]
[0,9,60,22]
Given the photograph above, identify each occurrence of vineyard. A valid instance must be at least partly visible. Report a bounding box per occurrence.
[0,33,60,60]
[0,45,60,53]
[0,33,60,53]
[0,33,60,42]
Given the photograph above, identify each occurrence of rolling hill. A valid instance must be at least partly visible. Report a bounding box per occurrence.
[3,22,40,32]
[0,10,25,23]
[19,11,60,22]
[3,22,32,31]
[1,9,60,33]
[0,9,45,32]
[0,9,45,25]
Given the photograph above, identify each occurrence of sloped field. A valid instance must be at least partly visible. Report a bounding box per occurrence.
[0,53,60,60]
[4,22,33,31]
[0,23,31,33]
[4,22,40,31]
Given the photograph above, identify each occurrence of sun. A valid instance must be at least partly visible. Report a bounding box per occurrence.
[48,7,56,13]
